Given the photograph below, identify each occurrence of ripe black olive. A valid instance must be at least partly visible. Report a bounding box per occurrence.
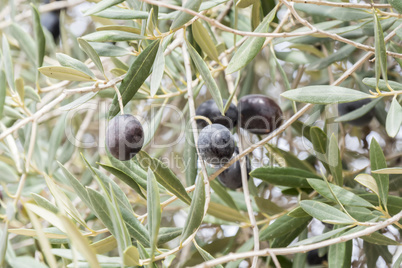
[218,147,250,190]
[195,99,238,129]
[197,124,235,165]
[106,114,144,161]
[238,95,283,134]
[337,99,375,126]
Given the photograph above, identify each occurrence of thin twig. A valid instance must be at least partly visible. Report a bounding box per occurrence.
[140,0,316,38]
[281,0,402,59]
[191,210,402,268]
[288,0,391,9]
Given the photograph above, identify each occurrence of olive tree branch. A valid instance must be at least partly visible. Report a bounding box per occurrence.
[288,0,391,9]
[281,0,402,59]
[139,0,316,38]
[139,0,402,59]
[192,210,402,268]
[0,75,126,141]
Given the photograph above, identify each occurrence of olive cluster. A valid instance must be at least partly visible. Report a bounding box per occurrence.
[105,95,283,190]
[196,95,283,189]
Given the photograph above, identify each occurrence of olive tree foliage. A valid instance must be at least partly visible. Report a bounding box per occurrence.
[0,0,402,267]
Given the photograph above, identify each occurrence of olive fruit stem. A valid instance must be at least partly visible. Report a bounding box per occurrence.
[113,84,125,115]
[193,115,212,126]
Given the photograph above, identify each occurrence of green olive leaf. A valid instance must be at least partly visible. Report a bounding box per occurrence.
[109,39,160,118]
[180,176,205,244]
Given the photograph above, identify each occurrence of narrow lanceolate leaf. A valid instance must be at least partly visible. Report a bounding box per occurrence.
[91,236,117,254]
[193,240,224,268]
[328,134,343,186]
[15,78,24,101]
[60,92,97,111]
[38,66,96,81]
[24,203,66,233]
[300,200,355,225]
[281,86,372,104]
[293,225,351,246]
[107,185,131,261]
[393,253,402,268]
[362,232,400,246]
[82,156,150,246]
[307,37,366,71]
[192,20,219,62]
[186,40,224,114]
[170,0,201,30]
[56,53,95,78]
[84,0,124,16]
[58,162,93,211]
[388,0,402,14]
[181,176,205,244]
[372,168,402,174]
[147,169,161,259]
[336,97,382,122]
[374,11,388,87]
[0,217,9,266]
[184,118,197,187]
[310,127,329,172]
[123,246,140,266]
[207,202,249,223]
[32,193,59,214]
[59,215,101,268]
[362,78,402,92]
[355,174,380,197]
[47,116,66,173]
[82,30,146,42]
[0,71,6,118]
[109,39,160,117]
[137,151,191,205]
[150,41,165,96]
[307,179,374,208]
[369,139,388,209]
[236,0,258,8]
[226,5,278,74]
[92,168,132,213]
[157,227,183,245]
[78,38,105,76]
[25,208,58,268]
[43,175,88,229]
[87,188,116,236]
[259,214,311,241]
[250,167,320,188]
[31,4,46,68]
[92,8,148,20]
[386,97,402,138]
[10,23,36,65]
[98,163,145,198]
[328,227,352,268]
[2,34,15,92]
